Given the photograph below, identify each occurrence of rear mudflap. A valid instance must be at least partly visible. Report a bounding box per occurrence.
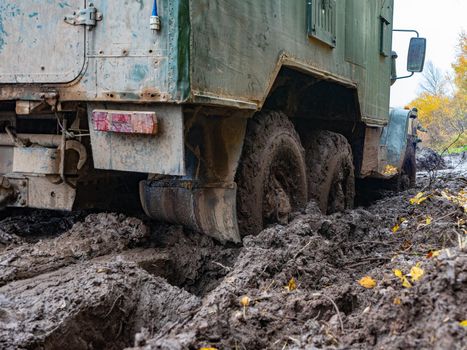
[140,180,241,243]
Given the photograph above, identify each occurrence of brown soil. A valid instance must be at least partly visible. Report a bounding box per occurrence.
[0,172,466,350]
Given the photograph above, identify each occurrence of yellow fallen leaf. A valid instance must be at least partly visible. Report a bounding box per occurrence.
[199,348,218,350]
[285,277,297,292]
[460,320,467,327]
[441,189,467,211]
[426,250,440,259]
[409,192,428,205]
[401,277,412,288]
[426,216,432,225]
[410,264,424,282]
[358,276,377,289]
[393,297,401,305]
[394,269,412,288]
[383,164,398,176]
[392,223,400,233]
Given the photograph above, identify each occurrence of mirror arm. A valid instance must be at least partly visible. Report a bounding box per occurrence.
[394,72,414,81]
[393,29,420,38]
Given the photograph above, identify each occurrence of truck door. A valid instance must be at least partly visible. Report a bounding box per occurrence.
[0,1,88,84]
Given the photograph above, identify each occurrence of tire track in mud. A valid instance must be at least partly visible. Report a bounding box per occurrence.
[0,261,200,350]
[0,212,238,349]
[0,213,148,286]
[0,174,466,349]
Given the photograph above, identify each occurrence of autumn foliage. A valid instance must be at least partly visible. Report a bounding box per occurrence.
[410,33,467,151]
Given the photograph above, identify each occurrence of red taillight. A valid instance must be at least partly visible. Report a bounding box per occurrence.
[92,110,158,135]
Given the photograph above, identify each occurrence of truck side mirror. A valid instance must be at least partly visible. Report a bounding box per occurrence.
[407,37,426,72]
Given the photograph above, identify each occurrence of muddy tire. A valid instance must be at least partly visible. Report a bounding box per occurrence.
[401,135,417,188]
[236,111,307,236]
[304,130,355,214]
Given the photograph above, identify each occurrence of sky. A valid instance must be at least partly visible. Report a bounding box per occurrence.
[390,0,466,107]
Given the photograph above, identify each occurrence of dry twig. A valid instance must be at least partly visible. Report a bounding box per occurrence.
[311,292,344,333]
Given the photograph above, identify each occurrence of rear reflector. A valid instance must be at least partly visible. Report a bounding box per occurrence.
[92,110,158,135]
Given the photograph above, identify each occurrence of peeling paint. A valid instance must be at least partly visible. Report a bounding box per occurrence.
[58,2,71,9]
[130,64,149,82]
[0,14,7,52]
[0,1,85,83]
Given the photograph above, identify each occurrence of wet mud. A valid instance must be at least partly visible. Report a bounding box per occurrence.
[0,170,466,349]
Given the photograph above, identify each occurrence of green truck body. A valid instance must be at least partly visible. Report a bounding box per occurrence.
[1,0,393,122]
[0,0,422,242]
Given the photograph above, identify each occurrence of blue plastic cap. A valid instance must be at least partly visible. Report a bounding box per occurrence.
[152,0,158,16]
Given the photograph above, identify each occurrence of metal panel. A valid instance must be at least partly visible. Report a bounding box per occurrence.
[361,127,383,176]
[0,147,13,174]
[0,0,189,103]
[190,0,394,125]
[379,1,393,57]
[13,148,59,174]
[140,182,241,243]
[380,108,410,168]
[0,0,86,83]
[88,104,185,176]
[307,0,337,48]
[345,0,368,67]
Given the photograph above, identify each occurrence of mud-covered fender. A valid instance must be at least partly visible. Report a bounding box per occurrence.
[380,108,411,170]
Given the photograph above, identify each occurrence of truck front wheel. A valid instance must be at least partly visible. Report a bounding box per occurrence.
[236,111,308,237]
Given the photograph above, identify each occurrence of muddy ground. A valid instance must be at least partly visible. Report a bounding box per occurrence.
[0,161,466,349]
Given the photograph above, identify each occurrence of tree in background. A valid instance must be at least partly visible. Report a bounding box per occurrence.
[420,61,447,96]
[410,32,466,152]
[450,32,467,149]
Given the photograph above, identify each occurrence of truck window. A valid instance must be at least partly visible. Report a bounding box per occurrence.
[307,0,337,48]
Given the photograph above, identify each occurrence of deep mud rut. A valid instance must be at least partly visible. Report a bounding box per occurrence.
[0,166,466,350]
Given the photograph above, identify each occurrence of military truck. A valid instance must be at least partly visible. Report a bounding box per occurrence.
[0,0,425,242]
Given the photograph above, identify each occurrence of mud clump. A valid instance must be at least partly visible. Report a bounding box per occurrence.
[152,226,240,295]
[132,177,467,350]
[0,209,85,242]
[0,261,199,350]
[416,147,447,171]
[0,213,149,286]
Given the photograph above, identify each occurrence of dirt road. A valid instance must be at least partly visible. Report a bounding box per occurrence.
[0,164,466,349]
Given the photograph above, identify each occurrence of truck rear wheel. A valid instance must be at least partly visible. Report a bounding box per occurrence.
[236,111,307,236]
[304,131,355,214]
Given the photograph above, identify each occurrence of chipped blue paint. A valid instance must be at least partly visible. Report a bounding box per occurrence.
[130,64,149,82]
[0,0,19,53]
[0,0,86,83]
[0,19,5,52]
[0,0,185,100]
[58,2,72,9]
